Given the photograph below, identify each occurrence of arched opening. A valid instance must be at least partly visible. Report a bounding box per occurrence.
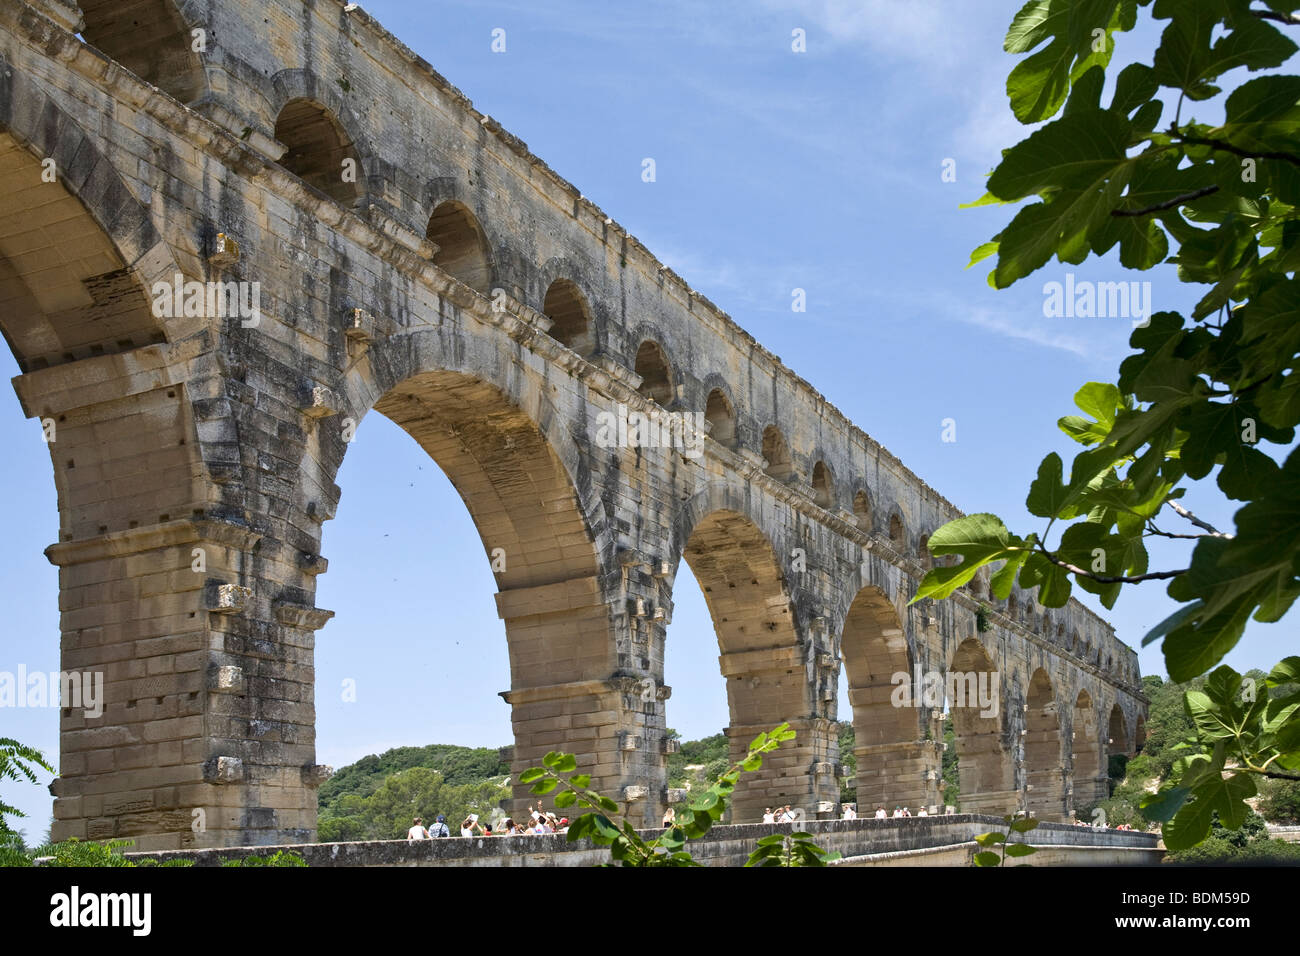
[274,99,363,207]
[319,368,614,835]
[678,509,819,822]
[888,513,904,548]
[80,0,206,103]
[1072,690,1103,811]
[0,119,198,848]
[542,278,594,356]
[811,461,833,509]
[1024,669,1064,820]
[704,388,737,448]
[948,638,1013,814]
[761,426,793,482]
[852,490,871,532]
[842,587,941,816]
[1134,715,1147,753]
[426,201,492,294]
[1107,704,1130,789]
[0,134,166,372]
[634,340,673,405]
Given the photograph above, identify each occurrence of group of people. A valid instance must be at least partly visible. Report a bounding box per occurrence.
[759,806,801,824]
[1070,817,1137,830]
[405,802,569,842]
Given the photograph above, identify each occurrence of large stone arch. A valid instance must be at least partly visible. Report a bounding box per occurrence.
[1107,701,1130,783]
[1024,667,1065,820]
[0,57,191,372]
[316,326,623,818]
[1072,689,1104,809]
[267,69,377,210]
[0,60,232,849]
[673,486,836,822]
[80,0,208,105]
[947,637,1015,814]
[842,585,942,815]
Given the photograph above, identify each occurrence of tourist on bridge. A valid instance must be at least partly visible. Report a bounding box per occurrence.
[429,814,450,837]
[875,806,887,819]
[841,804,856,820]
[407,817,429,842]
[762,807,776,824]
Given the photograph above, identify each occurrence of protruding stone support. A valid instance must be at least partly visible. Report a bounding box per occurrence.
[1026,766,1068,821]
[496,574,667,827]
[500,675,661,828]
[722,717,840,823]
[853,739,943,815]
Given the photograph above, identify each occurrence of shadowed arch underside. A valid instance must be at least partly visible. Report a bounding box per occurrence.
[371,370,607,682]
[80,0,207,104]
[842,586,941,813]
[682,509,824,821]
[363,369,619,819]
[0,134,166,372]
[1073,690,1103,808]
[949,638,1014,814]
[1024,668,1065,820]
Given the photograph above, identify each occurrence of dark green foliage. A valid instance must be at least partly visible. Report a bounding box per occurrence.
[220,849,307,867]
[1,837,196,867]
[665,731,729,790]
[1258,777,1300,823]
[746,830,837,867]
[911,7,1300,860]
[973,815,1039,867]
[0,738,54,840]
[1165,810,1300,864]
[317,743,510,810]
[837,721,856,802]
[942,716,960,808]
[318,768,509,842]
[525,723,838,866]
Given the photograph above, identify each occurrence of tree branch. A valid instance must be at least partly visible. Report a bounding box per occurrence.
[1167,500,1233,538]
[1170,127,1300,168]
[1254,7,1300,25]
[1144,525,1210,540]
[1112,184,1220,217]
[1033,541,1188,583]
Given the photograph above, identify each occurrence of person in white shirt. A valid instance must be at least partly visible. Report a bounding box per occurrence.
[762,808,776,824]
[874,806,887,819]
[892,806,903,818]
[917,806,929,817]
[841,804,857,820]
[407,817,429,842]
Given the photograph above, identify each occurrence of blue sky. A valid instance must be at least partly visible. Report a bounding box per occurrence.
[2,0,1291,838]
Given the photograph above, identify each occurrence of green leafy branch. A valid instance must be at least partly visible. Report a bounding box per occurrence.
[914,0,1300,687]
[1140,656,1300,850]
[973,814,1041,867]
[0,737,54,837]
[520,722,834,866]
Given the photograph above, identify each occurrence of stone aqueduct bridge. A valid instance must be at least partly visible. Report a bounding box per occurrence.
[3,0,1146,851]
